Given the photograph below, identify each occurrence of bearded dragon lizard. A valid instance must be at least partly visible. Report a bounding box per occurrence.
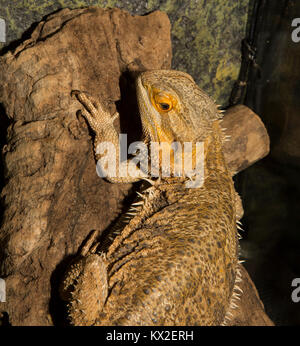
[60,70,243,326]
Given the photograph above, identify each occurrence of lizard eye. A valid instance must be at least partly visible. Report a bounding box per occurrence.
[158,102,171,111]
[153,92,173,113]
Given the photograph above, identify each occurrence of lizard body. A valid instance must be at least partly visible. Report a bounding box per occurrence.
[60,70,242,325]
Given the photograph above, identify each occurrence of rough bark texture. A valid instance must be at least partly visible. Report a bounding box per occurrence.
[223,104,270,175]
[0,7,271,326]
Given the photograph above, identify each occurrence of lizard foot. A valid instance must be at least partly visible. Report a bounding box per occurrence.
[71,90,119,134]
[60,230,108,326]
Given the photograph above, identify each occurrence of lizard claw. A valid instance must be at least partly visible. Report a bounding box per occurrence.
[80,230,100,256]
[71,90,81,97]
[71,90,118,133]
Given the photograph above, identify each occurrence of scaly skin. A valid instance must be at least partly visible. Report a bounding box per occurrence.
[60,70,242,325]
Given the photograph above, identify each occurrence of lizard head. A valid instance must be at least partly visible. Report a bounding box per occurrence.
[136,69,221,144]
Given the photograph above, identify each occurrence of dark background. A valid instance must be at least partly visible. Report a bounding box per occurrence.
[0,0,300,325]
[237,0,300,325]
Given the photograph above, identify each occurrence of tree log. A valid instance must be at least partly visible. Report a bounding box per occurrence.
[0,6,271,326]
[223,104,270,174]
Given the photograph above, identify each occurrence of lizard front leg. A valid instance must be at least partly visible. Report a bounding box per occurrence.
[72,91,144,183]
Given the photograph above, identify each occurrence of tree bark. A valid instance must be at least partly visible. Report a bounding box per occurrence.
[223,104,270,175]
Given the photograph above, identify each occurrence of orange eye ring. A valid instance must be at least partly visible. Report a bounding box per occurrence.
[152,92,173,113]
